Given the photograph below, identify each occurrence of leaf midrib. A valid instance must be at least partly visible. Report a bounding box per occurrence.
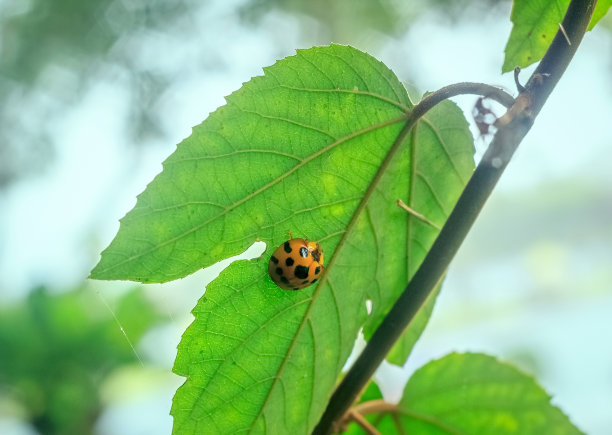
[251,113,419,433]
[276,85,410,112]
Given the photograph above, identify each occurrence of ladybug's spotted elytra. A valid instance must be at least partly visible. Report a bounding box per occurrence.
[268,237,324,290]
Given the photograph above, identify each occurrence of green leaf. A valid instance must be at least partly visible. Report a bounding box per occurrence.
[0,286,163,434]
[91,44,413,282]
[358,380,384,403]
[90,44,474,433]
[588,0,612,30]
[167,48,473,434]
[397,352,583,434]
[502,0,612,73]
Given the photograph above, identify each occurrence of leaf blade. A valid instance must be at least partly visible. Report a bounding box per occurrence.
[398,352,583,434]
[502,0,612,73]
[162,45,419,434]
[171,99,474,434]
[92,44,475,433]
[91,45,411,283]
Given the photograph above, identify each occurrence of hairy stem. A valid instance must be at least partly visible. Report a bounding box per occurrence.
[314,1,596,433]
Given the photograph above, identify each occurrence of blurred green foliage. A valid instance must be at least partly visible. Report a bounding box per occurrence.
[0,286,164,434]
[239,0,508,37]
[0,0,195,187]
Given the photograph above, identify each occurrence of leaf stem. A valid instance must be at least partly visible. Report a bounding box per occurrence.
[313,1,595,433]
[413,82,515,116]
[347,410,381,435]
[343,399,463,435]
[352,399,398,415]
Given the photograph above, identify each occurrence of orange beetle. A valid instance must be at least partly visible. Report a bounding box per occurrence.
[268,237,324,290]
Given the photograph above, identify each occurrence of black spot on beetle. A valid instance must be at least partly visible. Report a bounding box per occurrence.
[285,257,294,266]
[284,241,292,253]
[311,279,317,284]
[295,265,309,279]
[315,266,321,275]
[270,255,279,264]
[281,276,289,284]
[299,247,308,258]
[276,267,284,276]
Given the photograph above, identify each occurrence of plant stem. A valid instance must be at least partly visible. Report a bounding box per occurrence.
[313,1,595,433]
[413,82,515,114]
[352,399,399,416]
[348,410,381,435]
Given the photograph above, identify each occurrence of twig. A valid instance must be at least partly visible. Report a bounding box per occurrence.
[352,399,399,415]
[513,67,526,93]
[346,410,381,435]
[336,400,398,435]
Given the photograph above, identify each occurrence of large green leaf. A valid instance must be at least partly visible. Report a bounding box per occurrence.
[90,44,474,433]
[502,0,612,73]
[396,352,582,434]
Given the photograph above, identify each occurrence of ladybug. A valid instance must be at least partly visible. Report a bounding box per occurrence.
[268,236,324,290]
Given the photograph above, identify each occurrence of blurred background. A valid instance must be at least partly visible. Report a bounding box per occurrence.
[1,0,611,434]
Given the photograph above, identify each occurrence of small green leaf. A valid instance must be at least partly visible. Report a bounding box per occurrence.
[502,0,612,73]
[588,0,612,30]
[358,380,384,403]
[398,352,583,434]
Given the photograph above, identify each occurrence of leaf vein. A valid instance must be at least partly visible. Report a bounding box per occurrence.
[420,118,466,183]
[166,149,303,165]
[277,84,409,112]
[235,107,337,141]
[95,114,408,276]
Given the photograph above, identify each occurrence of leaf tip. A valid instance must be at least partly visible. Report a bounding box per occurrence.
[88,260,109,281]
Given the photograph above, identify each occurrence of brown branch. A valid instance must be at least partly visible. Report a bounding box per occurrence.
[346,410,381,435]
